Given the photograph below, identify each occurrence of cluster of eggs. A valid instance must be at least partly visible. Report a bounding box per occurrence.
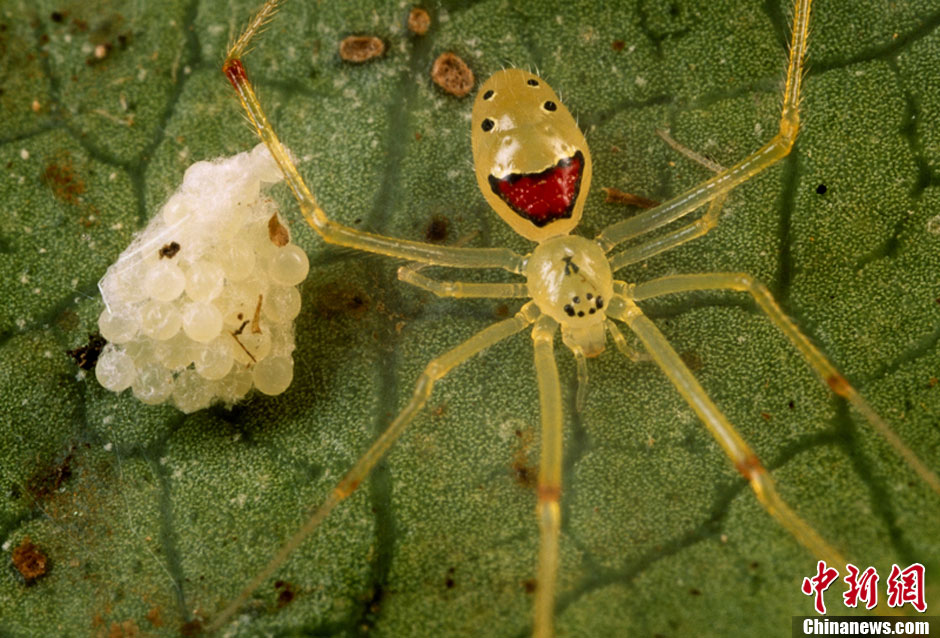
[95,143,308,412]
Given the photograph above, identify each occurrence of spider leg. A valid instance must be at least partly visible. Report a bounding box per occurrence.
[607,293,847,567]
[205,302,540,633]
[531,315,563,638]
[609,193,727,272]
[628,273,940,495]
[595,0,811,251]
[223,1,525,273]
[397,263,528,298]
[605,319,649,363]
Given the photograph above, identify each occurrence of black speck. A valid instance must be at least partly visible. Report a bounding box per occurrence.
[159,241,181,259]
[816,183,827,195]
[50,11,64,22]
[482,89,494,100]
[527,79,539,87]
[68,333,106,370]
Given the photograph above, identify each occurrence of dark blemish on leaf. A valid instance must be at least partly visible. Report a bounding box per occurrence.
[12,537,48,583]
[179,620,202,637]
[612,40,625,51]
[431,52,474,97]
[268,213,290,247]
[680,350,702,372]
[145,607,163,627]
[444,566,456,589]
[25,445,74,502]
[68,332,106,370]
[788,400,795,409]
[523,579,536,594]
[494,304,509,318]
[339,35,386,63]
[407,7,430,36]
[158,241,180,259]
[816,183,827,195]
[689,588,702,596]
[424,215,448,242]
[42,152,86,205]
[512,427,537,489]
[274,580,296,607]
[312,282,370,319]
[760,411,771,421]
[50,11,64,23]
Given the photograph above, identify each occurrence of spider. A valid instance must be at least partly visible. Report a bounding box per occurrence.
[204,0,940,634]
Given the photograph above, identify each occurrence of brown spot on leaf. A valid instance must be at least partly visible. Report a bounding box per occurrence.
[431,52,474,97]
[522,579,536,594]
[424,215,448,242]
[43,152,86,205]
[158,241,180,259]
[145,607,163,627]
[12,537,48,582]
[68,333,106,370]
[339,35,385,63]
[312,282,370,319]
[268,213,290,247]
[612,40,625,51]
[274,580,296,608]
[407,7,430,35]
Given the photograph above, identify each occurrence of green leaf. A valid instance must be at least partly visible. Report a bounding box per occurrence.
[2,0,939,636]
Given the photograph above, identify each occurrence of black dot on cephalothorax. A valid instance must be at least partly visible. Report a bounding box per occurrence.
[577,311,584,317]
[586,293,593,300]
[596,297,604,309]
[563,304,575,317]
[527,79,539,86]
[572,296,580,304]
[543,100,557,112]
[483,89,494,100]
[481,118,494,132]
[589,308,595,314]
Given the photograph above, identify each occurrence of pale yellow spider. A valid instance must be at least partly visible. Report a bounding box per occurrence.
[206,0,940,635]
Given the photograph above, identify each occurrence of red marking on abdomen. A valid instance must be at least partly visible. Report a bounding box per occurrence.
[223,58,248,89]
[491,152,583,227]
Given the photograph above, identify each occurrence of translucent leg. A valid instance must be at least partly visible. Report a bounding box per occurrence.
[630,272,940,495]
[223,1,525,273]
[205,302,540,633]
[572,346,589,412]
[595,0,811,251]
[397,263,528,298]
[609,193,726,273]
[606,294,846,567]
[605,319,649,362]
[531,315,563,638]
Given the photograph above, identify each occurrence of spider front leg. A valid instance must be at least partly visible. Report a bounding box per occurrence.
[205,302,539,633]
[397,263,528,299]
[629,273,940,495]
[606,294,847,567]
[595,0,811,251]
[223,0,525,273]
